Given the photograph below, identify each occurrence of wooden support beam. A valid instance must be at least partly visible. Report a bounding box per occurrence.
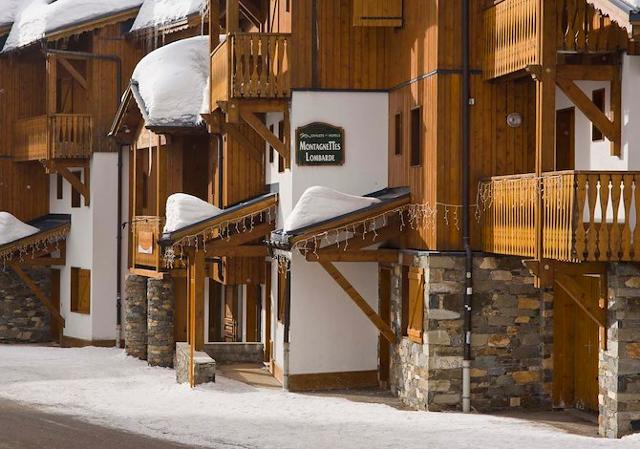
[307,249,399,263]
[209,0,220,49]
[224,123,265,165]
[318,261,395,343]
[555,273,606,328]
[57,57,88,90]
[240,110,288,164]
[556,64,617,81]
[611,64,622,157]
[226,0,239,33]
[47,161,90,206]
[205,245,267,258]
[187,249,205,355]
[46,55,57,115]
[9,263,65,326]
[556,76,617,142]
[19,257,66,267]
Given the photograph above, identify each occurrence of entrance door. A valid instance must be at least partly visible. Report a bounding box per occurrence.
[556,107,575,170]
[553,274,602,412]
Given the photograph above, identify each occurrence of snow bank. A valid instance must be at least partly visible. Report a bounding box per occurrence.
[0,345,638,449]
[130,0,205,32]
[132,36,209,127]
[0,212,38,246]
[3,0,143,52]
[284,186,381,232]
[0,0,21,27]
[163,193,221,233]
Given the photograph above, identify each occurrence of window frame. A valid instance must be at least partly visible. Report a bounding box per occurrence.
[410,106,422,167]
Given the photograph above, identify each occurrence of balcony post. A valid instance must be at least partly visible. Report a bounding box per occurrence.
[226,0,239,33]
[209,0,220,49]
[534,0,557,264]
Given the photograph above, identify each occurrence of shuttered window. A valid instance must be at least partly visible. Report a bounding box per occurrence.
[70,268,91,315]
[407,267,424,344]
[353,0,403,27]
[277,270,287,323]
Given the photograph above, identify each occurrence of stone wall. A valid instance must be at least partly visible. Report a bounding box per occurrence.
[390,253,551,412]
[0,268,51,343]
[204,343,264,363]
[124,275,147,360]
[600,263,640,438]
[147,278,175,367]
[175,342,216,385]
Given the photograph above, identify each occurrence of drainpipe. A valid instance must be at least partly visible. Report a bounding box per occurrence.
[44,48,124,346]
[461,0,473,414]
[283,267,291,390]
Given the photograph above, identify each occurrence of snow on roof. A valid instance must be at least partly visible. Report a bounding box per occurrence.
[130,0,205,32]
[164,193,222,233]
[131,35,209,127]
[0,0,22,28]
[0,212,38,246]
[2,0,143,53]
[284,186,382,233]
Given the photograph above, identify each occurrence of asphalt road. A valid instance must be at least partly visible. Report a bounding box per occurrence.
[0,399,200,449]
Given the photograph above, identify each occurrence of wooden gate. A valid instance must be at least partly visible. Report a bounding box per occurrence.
[553,271,605,412]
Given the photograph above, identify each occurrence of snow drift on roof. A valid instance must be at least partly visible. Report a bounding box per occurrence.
[164,193,222,234]
[0,212,38,246]
[0,0,22,28]
[132,35,209,127]
[284,186,382,233]
[3,0,143,52]
[130,0,205,32]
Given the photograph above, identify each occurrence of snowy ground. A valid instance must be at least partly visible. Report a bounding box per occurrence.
[0,345,638,449]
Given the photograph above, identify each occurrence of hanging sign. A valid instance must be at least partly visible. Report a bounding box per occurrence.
[296,122,344,166]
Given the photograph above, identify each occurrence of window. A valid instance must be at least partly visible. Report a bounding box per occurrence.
[56,174,63,200]
[407,266,424,344]
[410,107,422,166]
[70,268,91,314]
[278,120,285,173]
[285,0,290,13]
[268,124,275,163]
[592,88,605,142]
[71,170,82,208]
[394,112,403,156]
[277,270,287,323]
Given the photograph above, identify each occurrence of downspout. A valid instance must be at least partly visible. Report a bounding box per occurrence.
[283,267,291,390]
[44,48,124,347]
[461,0,473,414]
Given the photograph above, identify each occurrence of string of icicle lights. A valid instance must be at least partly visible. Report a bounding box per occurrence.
[0,226,69,270]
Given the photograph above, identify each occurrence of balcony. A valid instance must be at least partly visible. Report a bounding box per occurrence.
[483,0,628,80]
[210,32,291,109]
[132,216,165,273]
[480,171,640,262]
[14,114,93,161]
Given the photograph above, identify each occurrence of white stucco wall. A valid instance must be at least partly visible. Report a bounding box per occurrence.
[50,153,123,341]
[556,54,640,171]
[267,90,389,376]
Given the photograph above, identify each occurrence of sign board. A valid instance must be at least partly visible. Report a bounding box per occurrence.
[138,231,154,255]
[296,122,344,166]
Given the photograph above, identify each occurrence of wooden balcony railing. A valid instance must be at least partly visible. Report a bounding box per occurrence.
[132,216,165,272]
[210,32,291,108]
[14,114,93,161]
[481,171,640,262]
[483,0,540,80]
[483,0,628,80]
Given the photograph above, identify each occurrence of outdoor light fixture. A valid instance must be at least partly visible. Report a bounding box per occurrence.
[506,112,522,128]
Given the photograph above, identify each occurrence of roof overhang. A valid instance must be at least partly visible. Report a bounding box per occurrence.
[0,214,71,262]
[268,187,411,252]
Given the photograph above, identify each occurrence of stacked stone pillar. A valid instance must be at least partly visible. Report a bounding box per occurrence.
[600,263,640,438]
[147,278,175,368]
[124,274,176,367]
[124,275,148,360]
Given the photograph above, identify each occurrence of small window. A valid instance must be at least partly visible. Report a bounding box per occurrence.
[394,112,403,156]
[278,120,285,173]
[407,266,424,344]
[592,88,605,142]
[268,124,275,163]
[410,107,422,166]
[71,171,82,208]
[285,0,290,13]
[56,174,63,200]
[70,267,91,314]
[277,270,287,323]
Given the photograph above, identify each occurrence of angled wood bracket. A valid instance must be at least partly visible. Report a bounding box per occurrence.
[239,109,289,168]
[46,161,90,206]
[318,261,395,343]
[57,57,88,90]
[555,273,606,328]
[9,262,65,327]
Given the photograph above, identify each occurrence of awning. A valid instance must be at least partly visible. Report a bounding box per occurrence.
[0,214,71,264]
